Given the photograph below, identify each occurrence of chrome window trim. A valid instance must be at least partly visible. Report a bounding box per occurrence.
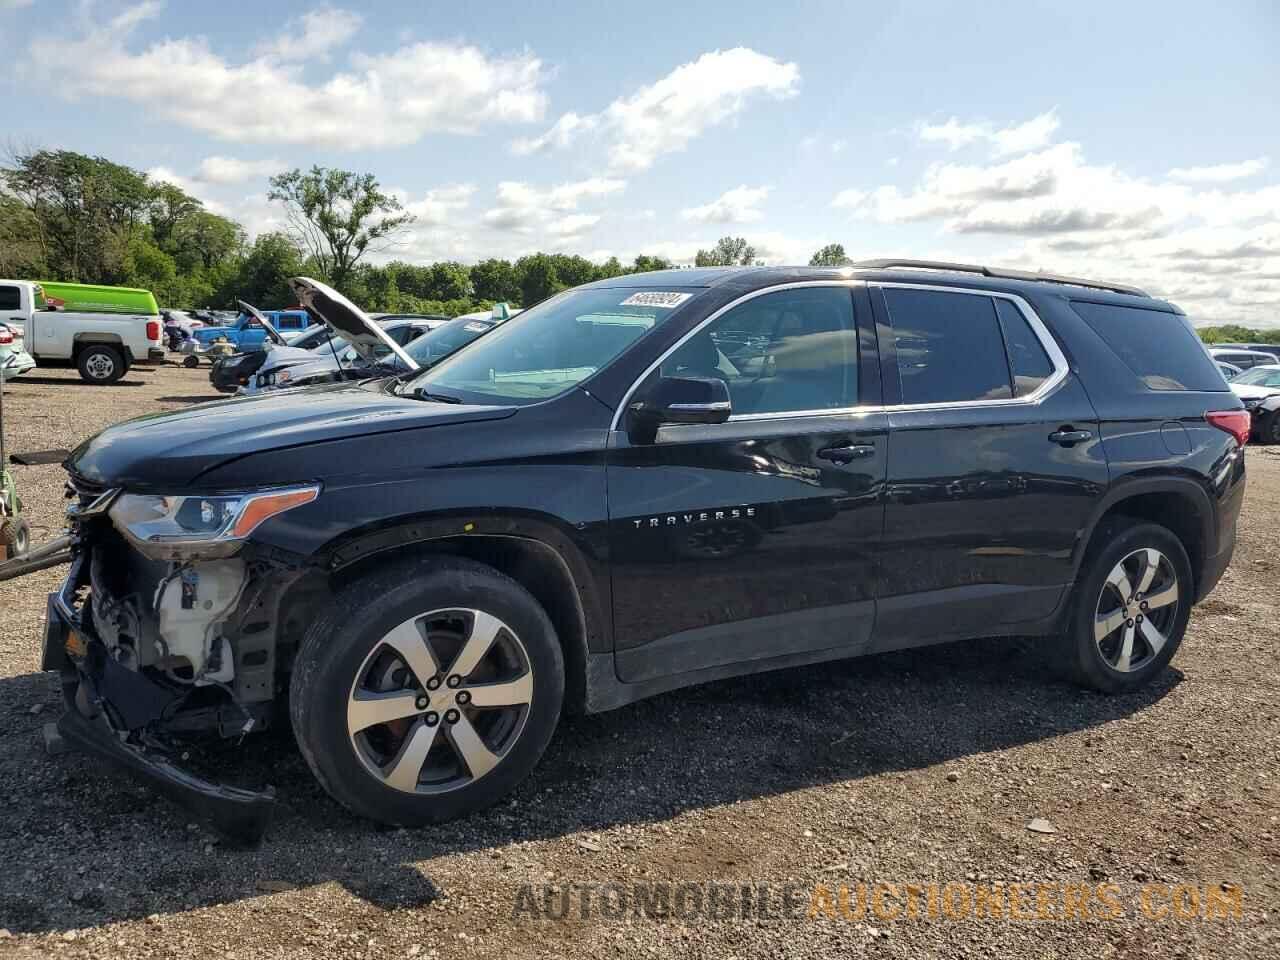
[609,279,1069,432]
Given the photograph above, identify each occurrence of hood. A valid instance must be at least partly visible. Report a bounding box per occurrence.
[238,300,287,346]
[288,277,419,371]
[1230,382,1280,401]
[67,381,516,489]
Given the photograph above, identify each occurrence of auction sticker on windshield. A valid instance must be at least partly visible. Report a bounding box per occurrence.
[619,292,692,309]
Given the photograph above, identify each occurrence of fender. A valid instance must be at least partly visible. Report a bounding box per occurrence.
[320,510,612,657]
[1257,395,1280,414]
[1072,473,1217,580]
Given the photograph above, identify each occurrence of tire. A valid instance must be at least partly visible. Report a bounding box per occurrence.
[290,555,564,825]
[183,355,200,369]
[0,517,29,559]
[76,345,125,384]
[1060,518,1192,693]
[1261,410,1280,445]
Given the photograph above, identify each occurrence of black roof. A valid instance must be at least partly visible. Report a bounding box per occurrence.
[584,261,1174,310]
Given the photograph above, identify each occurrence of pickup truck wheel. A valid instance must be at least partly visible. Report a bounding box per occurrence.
[1060,519,1191,694]
[290,556,564,825]
[183,355,200,369]
[77,345,125,384]
[0,518,29,559]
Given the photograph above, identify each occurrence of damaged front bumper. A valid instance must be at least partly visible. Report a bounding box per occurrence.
[43,550,277,845]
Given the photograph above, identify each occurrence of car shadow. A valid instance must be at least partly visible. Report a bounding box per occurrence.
[154,395,223,405]
[0,637,1180,933]
[6,376,147,388]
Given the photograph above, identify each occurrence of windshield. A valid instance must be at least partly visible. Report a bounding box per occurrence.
[1234,366,1280,386]
[401,316,495,368]
[404,287,696,403]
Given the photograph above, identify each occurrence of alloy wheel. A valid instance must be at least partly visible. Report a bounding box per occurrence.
[1094,548,1179,673]
[346,608,534,794]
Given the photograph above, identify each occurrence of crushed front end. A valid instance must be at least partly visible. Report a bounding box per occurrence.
[42,475,319,844]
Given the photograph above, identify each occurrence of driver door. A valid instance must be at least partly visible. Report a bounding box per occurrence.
[605,283,888,685]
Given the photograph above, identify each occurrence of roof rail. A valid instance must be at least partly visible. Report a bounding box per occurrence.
[851,258,1150,298]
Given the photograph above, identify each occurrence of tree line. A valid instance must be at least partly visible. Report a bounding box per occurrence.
[1,149,833,316]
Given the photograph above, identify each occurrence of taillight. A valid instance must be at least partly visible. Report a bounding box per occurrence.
[0,327,12,345]
[1206,409,1251,447]
[147,320,161,341]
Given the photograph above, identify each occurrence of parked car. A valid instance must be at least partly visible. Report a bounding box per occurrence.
[247,309,514,394]
[0,322,36,381]
[1208,347,1280,370]
[162,309,205,351]
[1228,363,1280,442]
[1210,341,1280,353]
[180,309,315,366]
[1216,360,1243,380]
[0,280,164,383]
[42,262,1245,838]
[241,314,445,394]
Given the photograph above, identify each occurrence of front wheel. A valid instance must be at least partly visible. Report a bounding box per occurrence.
[1259,410,1280,445]
[1061,519,1191,693]
[290,556,564,825]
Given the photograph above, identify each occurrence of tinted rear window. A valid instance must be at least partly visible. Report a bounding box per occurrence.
[1071,301,1225,391]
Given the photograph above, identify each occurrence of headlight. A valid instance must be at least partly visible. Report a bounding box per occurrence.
[108,484,320,559]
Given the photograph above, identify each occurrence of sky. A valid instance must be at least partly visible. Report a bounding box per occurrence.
[2,0,1279,323]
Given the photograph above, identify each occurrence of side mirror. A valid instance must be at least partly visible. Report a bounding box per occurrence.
[628,376,731,441]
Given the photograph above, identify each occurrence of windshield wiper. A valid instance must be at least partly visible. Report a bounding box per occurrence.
[414,388,462,404]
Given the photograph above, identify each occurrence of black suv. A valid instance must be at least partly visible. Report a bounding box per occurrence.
[41,263,1247,839]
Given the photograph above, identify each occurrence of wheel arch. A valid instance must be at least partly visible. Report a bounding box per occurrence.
[297,515,609,714]
[1075,476,1215,597]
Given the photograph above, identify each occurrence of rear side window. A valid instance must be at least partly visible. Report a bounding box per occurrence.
[994,298,1054,397]
[882,288,1012,404]
[0,286,19,311]
[1072,301,1224,391]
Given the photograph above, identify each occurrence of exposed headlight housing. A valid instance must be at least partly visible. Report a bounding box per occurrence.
[108,484,320,559]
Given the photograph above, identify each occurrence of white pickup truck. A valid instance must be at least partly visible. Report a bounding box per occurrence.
[0,280,165,384]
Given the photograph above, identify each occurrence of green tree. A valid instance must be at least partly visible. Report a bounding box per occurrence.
[515,253,563,305]
[630,254,674,273]
[470,258,520,303]
[695,236,757,267]
[267,166,414,290]
[217,232,306,308]
[809,243,852,267]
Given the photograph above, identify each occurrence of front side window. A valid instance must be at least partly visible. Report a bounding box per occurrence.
[406,287,698,404]
[656,286,858,416]
[883,288,1013,404]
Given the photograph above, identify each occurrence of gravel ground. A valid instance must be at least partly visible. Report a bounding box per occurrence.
[0,362,1276,958]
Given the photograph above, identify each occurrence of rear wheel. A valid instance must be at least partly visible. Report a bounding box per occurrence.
[76,345,126,384]
[290,556,564,825]
[1261,410,1280,444]
[183,354,200,369]
[1061,519,1191,693]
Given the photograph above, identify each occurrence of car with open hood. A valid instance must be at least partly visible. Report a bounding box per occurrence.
[35,264,1245,841]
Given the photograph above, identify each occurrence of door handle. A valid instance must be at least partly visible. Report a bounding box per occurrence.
[1048,427,1093,446]
[817,444,876,464]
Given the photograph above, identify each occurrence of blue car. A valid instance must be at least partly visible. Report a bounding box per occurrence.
[180,309,315,365]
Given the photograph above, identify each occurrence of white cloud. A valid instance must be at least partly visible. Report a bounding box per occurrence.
[514,48,799,172]
[833,118,1280,322]
[918,109,1060,157]
[681,185,771,224]
[1168,157,1270,183]
[195,156,285,184]
[253,6,363,62]
[480,178,623,239]
[398,184,476,226]
[36,2,548,149]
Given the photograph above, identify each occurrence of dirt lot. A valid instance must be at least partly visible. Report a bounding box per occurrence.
[0,362,1276,959]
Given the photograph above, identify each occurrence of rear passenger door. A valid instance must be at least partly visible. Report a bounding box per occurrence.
[871,283,1109,650]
